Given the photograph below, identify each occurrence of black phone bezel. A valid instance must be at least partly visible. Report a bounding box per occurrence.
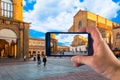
[45,32,93,57]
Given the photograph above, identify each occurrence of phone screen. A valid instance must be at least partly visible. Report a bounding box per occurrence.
[46,32,93,57]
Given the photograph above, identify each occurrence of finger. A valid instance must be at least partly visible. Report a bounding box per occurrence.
[73,63,84,67]
[71,56,92,66]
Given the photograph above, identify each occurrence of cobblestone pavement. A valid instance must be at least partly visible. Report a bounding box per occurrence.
[0,57,109,80]
[37,71,108,80]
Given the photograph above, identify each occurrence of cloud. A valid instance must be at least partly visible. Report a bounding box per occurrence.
[56,33,88,46]
[23,0,120,33]
[79,0,120,18]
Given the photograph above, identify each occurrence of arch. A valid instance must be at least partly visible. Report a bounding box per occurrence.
[0,29,17,43]
[0,29,17,58]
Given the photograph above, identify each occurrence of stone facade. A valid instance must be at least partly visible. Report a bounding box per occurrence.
[29,38,45,57]
[71,35,88,47]
[50,34,58,53]
[70,35,88,53]
[69,10,120,50]
[57,46,69,52]
[0,0,30,58]
[113,27,120,50]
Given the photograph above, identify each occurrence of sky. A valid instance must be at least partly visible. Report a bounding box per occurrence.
[23,0,120,39]
[53,33,88,46]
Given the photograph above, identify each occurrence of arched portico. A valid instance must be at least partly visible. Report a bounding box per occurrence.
[0,29,17,58]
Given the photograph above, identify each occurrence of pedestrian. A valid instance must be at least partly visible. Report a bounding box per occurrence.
[37,54,41,66]
[33,55,36,61]
[43,55,47,67]
[24,55,26,61]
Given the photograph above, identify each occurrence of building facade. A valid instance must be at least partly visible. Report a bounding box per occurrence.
[50,34,58,54]
[70,35,88,53]
[69,10,120,50]
[0,0,30,58]
[57,46,69,52]
[113,27,120,50]
[71,35,88,47]
[29,38,45,57]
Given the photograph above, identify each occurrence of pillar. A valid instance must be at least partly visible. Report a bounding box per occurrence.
[17,27,23,59]
[23,23,29,59]
[14,44,17,58]
[1,49,4,58]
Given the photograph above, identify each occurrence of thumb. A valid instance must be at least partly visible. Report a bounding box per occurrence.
[71,56,92,66]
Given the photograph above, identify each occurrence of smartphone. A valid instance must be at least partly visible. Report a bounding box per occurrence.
[45,32,93,57]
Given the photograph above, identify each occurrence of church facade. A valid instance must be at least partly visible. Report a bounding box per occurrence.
[69,10,120,51]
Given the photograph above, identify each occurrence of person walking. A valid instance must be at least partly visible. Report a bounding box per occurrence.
[33,55,36,61]
[37,54,41,66]
[43,55,47,67]
[24,55,26,61]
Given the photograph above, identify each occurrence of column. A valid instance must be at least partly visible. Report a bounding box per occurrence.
[1,49,4,58]
[8,43,11,57]
[14,44,17,58]
[5,44,9,57]
[23,23,30,59]
[18,25,24,58]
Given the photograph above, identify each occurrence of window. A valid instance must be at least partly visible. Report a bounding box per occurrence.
[1,0,13,18]
[116,32,120,39]
[78,21,82,28]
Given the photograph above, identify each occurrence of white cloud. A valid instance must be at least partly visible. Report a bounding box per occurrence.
[79,0,120,18]
[56,33,88,46]
[23,0,120,33]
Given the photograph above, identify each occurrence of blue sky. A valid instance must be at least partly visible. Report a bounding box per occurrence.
[55,33,88,46]
[23,0,120,39]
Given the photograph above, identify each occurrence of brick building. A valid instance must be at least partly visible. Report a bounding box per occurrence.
[0,0,30,58]
[29,38,45,57]
[69,10,120,50]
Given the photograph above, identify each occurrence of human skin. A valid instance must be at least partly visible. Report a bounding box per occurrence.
[71,26,120,80]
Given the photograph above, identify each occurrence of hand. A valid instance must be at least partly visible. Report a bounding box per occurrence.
[71,26,120,80]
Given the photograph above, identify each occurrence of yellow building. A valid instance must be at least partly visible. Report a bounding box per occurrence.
[29,38,45,57]
[57,46,69,52]
[69,10,120,50]
[71,35,88,47]
[50,34,58,53]
[0,0,30,58]
[113,27,120,50]
[0,0,23,21]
